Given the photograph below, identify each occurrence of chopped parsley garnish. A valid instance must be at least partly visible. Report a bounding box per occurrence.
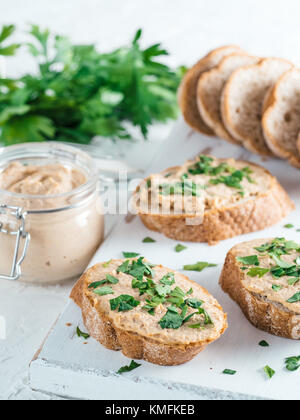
[102,259,112,268]
[185,298,203,309]
[142,237,156,243]
[175,244,187,253]
[88,274,119,289]
[259,340,269,347]
[122,252,140,258]
[117,360,141,374]
[110,295,140,312]
[117,257,155,280]
[183,261,217,272]
[159,306,186,329]
[286,292,300,303]
[272,284,282,292]
[285,356,300,372]
[160,272,175,286]
[159,180,203,197]
[76,327,90,340]
[223,369,237,375]
[94,286,114,296]
[247,267,270,278]
[284,224,295,229]
[263,365,275,379]
[236,255,260,266]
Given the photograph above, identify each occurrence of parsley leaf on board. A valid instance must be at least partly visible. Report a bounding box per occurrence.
[183,261,217,272]
[76,327,90,340]
[117,360,141,374]
[259,340,269,347]
[142,237,156,243]
[223,369,237,375]
[263,366,275,379]
[122,252,140,258]
[285,356,300,372]
[175,244,187,253]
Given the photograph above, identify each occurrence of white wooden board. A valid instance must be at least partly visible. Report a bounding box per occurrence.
[30,120,300,400]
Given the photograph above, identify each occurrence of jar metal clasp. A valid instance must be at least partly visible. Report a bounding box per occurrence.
[0,205,30,281]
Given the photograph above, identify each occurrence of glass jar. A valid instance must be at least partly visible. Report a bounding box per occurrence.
[0,143,104,284]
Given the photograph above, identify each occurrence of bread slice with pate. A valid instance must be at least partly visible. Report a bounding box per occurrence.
[132,155,294,245]
[220,238,300,339]
[178,45,245,135]
[262,68,300,168]
[70,258,227,366]
[197,53,260,145]
[221,58,293,155]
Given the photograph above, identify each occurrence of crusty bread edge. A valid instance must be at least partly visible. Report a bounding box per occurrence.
[219,248,300,339]
[178,45,244,136]
[70,264,228,366]
[221,58,293,156]
[197,53,258,146]
[262,69,300,168]
[135,163,295,245]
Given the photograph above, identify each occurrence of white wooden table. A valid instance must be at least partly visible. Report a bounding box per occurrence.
[1,0,300,400]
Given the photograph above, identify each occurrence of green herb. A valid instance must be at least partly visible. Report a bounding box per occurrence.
[110,294,140,312]
[175,244,187,253]
[102,259,112,268]
[272,284,282,292]
[188,324,203,329]
[183,261,217,272]
[286,292,300,303]
[88,274,119,289]
[185,298,203,309]
[236,255,260,266]
[247,267,270,278]
[284,224,295,229]
[94,286,114,296]
[122,252,140,258]
[285,356,300,372]
[159,180,203,197]
[222,369,237,375]
[159,307,184,329]
[0,25,20,56]
[263,366,275,379]
[142,237,156,243]
[117,257,155,280]
[288,278,299,286]
[160,273,175,286]
[271,254,295,269]
[198,307,214,325]
[0,26,184,144]
[76,327,90,340]
[259,340,269,347]
[117,360,141,374]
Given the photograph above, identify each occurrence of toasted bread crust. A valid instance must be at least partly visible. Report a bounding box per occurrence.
[178,46,244,135]
[221,58,293,156]
[262,69,300,169]
[197,54,260,145]
[220,249,300,339]
[137,167,294,245]
[71,264,228,366]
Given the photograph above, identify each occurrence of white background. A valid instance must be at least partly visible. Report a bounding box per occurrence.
[1,0,300,400]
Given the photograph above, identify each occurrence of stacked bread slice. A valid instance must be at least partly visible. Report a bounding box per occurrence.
[179,46,300,169]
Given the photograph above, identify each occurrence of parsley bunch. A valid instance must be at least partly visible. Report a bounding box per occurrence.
[0,25,184,145]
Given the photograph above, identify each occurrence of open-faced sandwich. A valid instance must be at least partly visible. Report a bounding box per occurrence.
[220,238,300,339]
[132,155,294,244]
[71,257,227,366]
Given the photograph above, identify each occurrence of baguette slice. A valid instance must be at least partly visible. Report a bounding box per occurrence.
[197,54,260,145]
[132,155,294,245]
[221,58,293,155]
[220,238,300,339]
[71,258,227,366]
[262,68,300,168]
[178,45,245,135]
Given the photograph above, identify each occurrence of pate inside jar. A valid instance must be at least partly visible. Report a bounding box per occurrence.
[0,143,104,285]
